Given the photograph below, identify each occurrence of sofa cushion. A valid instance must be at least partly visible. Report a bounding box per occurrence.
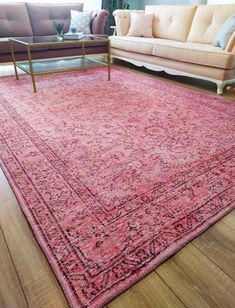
[0,38,50,56]
[110,36,156,55]
[113,10,145,36]
[26,3,84,36]
[111,36,235,69]
[0,38,26,54]
[188,4,235,44]
[70,10,92,34]
[213,14,235,49]
[145,5,197,42]
[0,3,33,37]
[127,13,153,38]
[151,39,235,70]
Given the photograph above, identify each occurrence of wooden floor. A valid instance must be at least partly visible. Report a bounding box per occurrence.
[0,64,235,308]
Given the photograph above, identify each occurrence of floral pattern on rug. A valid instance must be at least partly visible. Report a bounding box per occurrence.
[0,68,235,307]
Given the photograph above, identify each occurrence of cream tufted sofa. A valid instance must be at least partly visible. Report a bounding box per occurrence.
[111,4,235,94]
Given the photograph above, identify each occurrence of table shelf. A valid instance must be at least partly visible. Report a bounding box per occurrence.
[16,56,108,75]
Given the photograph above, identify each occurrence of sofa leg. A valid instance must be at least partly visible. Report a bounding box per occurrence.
[216,81,226,95]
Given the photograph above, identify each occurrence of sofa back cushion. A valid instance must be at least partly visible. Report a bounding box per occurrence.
[188,4,235,44]
[145,5,197,42]
[0,3,33,37]
[26,3,84,36]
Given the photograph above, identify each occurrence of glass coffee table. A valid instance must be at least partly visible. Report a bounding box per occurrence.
[9,36,111,93]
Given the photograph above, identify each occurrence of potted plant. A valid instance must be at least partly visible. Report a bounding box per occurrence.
[53,21,64,41]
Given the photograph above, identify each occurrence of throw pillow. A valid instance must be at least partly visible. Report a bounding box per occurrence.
[127,13,153,38]
[70,10,92,34]
[213,14,235,49]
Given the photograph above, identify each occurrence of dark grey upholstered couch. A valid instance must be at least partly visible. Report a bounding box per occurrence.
[0,2,109,63]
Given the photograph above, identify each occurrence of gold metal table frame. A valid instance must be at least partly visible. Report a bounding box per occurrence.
[9,36,111,93]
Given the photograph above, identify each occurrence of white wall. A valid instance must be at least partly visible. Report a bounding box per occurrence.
[83,0,102,11]
[119,0,235,10]
[207,0,235,3]
[128,0,144,9]
[0,0,103,10]
[144,0,207,4]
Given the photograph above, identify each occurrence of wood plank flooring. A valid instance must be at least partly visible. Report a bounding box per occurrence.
[0,64,235,308]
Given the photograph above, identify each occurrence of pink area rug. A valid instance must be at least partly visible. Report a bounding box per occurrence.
[0,68,235,307]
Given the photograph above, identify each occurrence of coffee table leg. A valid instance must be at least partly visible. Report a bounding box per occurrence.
[10,40,19,80]
[108,40,111,81]
[82,42,86,72]
[82,42,85,58]
[27,46,37,93]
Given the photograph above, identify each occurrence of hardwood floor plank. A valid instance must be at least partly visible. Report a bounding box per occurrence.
[0,169,69,308]
[0,226,28,308]
[108,271,185,308]
[0,64,25,77]
[192,221,235,280]
[156,243,235,308]
[222,210,235,231]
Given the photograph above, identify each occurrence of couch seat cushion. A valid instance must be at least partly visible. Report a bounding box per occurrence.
[110,36,156,55]
[0,38,50,55]
[151,39,235,69]
[0,38,26,54]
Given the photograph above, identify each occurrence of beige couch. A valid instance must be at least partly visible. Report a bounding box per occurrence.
[110,4,235,94]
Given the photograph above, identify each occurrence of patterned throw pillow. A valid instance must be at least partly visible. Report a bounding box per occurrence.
[213,14,235,49]
[70,10,92,34]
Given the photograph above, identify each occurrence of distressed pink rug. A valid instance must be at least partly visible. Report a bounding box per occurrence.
[0,68,235,307]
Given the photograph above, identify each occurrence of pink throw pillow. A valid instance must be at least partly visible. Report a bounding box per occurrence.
[127,13,153,37]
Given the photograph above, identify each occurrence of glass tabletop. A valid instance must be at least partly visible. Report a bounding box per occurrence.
[9,35,109,46]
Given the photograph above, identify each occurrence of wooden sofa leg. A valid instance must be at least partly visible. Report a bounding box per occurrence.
[216,81,226,95]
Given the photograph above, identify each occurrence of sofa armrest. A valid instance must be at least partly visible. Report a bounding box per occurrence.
[91,10,109,34]
[113,9,145,36]
[225,32,235,54]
